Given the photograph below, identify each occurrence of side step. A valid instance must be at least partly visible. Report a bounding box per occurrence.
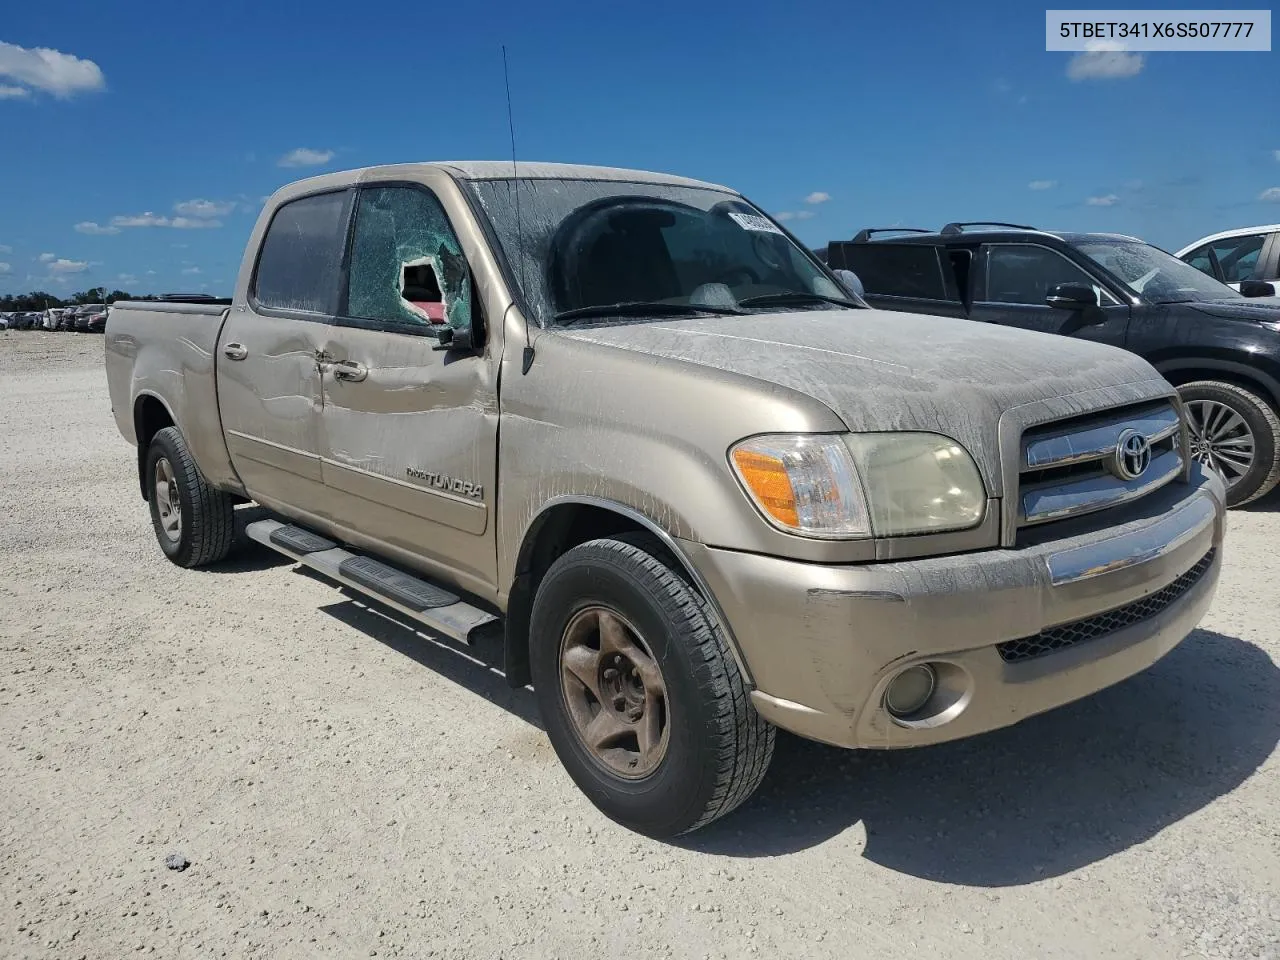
[246,519,499,645]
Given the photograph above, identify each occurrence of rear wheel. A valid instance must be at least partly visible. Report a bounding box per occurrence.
[145,426,235,567]
[530,536,774,837]
[1179,380,1280,507]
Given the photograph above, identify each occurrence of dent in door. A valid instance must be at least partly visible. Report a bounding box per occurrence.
[321,337,494,536]
[219,319,325,483]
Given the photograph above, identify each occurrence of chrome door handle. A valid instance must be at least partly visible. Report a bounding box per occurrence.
[223,342,248,361]
[332,360,367,382]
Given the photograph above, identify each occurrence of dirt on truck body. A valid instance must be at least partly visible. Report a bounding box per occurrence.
[105,161,1226,836]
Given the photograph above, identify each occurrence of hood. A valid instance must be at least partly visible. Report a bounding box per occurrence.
[557,309,1169,496]
[1185,297,1280,322]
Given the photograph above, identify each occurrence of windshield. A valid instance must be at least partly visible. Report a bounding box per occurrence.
[465,178,849,325]
[1072,239,1240,304]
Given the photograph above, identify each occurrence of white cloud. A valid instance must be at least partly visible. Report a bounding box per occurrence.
[1028,180,1058,191]
[0,244,11,253]
[1067,42,1145,81]
[0,84,30,99]
[38,252,56,262]
[181,266,201,275]
[278,147,334,168]
[1260,187,1280,202]
[804,191,831,205]
[75,221,121,235]
[0,262,10,274]
[1273,149,1280,162]
[0,41,105,98]
[174,198,234,218]
[110,212,222,229]
[47,258,88,275]
[1086,194,1120,207]
[145,270,156,275]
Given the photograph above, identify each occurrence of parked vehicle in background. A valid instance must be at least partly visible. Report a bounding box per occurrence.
[0,313,9,330]
[87,308,108,333]
[828,223,1280,506]
[106,162,1224,836]
[1176,225,1280,293]
[57,310,76,331]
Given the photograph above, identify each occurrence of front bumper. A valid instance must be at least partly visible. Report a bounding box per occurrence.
[683,465,1225,749]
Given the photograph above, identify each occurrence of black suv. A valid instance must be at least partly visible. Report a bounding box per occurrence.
[825,223,1280,506]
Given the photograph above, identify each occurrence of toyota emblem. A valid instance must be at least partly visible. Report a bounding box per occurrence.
[1113,429,1152,480]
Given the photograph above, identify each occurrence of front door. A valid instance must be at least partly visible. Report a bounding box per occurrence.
[217,188,353,521]
[968,242,1130,348]
[314,180,500,595]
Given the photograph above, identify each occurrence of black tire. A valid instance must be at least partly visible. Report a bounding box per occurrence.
[530,536,774,837]
[144,426,235,567]
[1179,380,1280,507]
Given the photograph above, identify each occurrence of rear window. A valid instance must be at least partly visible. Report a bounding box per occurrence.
[253,190,351,314]
[830,243,953,300]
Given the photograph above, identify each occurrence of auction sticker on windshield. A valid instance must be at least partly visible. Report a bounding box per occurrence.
[728,212,784,234]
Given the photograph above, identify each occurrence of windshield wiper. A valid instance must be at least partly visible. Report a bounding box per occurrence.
[736,292,862,310]
[553,301,744,325]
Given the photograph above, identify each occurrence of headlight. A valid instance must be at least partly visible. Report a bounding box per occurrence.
[843,433,987,536]
[729,433,985,539]
[729,434,871,538]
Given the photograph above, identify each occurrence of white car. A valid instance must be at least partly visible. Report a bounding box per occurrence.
[1176,224,1280,292]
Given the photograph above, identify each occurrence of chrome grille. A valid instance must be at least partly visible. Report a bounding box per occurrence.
[1017,401,1184,529]
[996,548,1215,663]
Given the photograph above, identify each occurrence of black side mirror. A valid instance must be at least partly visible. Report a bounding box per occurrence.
[1239,280,1277,298]
[1046,282,1100,310]
[432,325,476,352]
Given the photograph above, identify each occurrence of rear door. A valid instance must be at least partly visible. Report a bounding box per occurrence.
[313,177,500,593]
[216,188,352,521]
[827,241,966,318]
[968,242,1130,348]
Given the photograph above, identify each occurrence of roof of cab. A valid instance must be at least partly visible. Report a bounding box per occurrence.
[269,161,737,201]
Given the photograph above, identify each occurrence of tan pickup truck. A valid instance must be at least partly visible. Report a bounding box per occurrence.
[106,162,1226,837]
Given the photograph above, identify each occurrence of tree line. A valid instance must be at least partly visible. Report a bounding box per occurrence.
[0,289,153,312]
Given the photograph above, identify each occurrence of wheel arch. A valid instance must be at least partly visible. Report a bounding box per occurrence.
[502,496,751,689]
[132,391,178,499]
[1151,353,1280,412]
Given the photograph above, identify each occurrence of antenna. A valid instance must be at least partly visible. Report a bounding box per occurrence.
[503,45,535,375]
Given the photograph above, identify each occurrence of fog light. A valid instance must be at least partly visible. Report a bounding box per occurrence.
[885,664,936,717]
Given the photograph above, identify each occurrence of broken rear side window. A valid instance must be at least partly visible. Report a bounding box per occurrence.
[346,185,472,330]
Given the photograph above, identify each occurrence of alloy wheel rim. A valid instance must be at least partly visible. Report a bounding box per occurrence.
[154,457,182,542]
[559,605,669,779]
[1186,399,1256,488]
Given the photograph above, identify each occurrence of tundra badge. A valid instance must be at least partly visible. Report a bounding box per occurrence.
[406,467,484,500]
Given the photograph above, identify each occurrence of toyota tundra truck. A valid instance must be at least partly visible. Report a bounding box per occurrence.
[106,162,1226,837]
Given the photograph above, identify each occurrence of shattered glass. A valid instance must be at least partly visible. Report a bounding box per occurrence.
[346,185,472,330]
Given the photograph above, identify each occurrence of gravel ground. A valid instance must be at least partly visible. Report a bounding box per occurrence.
[2,330,1278,960]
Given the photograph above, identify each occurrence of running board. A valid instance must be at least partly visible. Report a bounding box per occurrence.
[245,519,500,645]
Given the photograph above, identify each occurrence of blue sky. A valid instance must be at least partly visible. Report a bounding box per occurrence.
[2,0,1277,296]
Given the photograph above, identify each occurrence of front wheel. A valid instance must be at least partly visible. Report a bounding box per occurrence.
[530,536,774,837]
[1179,381,1280,507]
[145,427,236,567]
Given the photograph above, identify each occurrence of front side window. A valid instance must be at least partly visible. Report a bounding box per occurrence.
[1210,234,1265,284]
[983,244,1105,305]
[345,185,472,330]
[466,178,845,326]
[1074,238,1240,303]
[254,190,351,314]
[1183,243,1216,278]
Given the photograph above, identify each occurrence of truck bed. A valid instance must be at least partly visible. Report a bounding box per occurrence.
[104,299,241,492]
